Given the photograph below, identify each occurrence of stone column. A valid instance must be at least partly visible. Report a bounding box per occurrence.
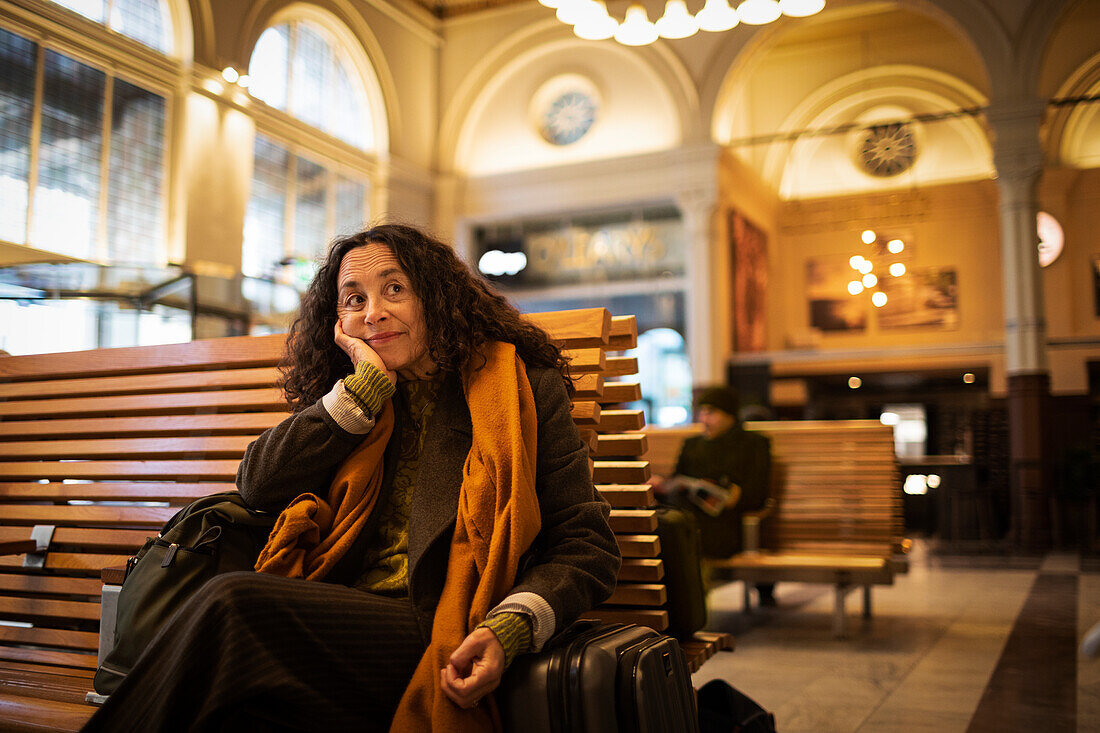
[988,98,1050,549]
[678,190,720,386]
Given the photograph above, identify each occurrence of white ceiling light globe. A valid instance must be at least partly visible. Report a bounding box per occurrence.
[871,291,888,307]
[847,280,864,295]
[737,0,781,24]
[696,0,740,31]
[656,0,699,38]
[779,0,825,17]
[574,0,617,39]
[615,3,659,45]
[557,0,594,25]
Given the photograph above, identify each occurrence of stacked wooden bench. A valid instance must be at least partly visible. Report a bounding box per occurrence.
[0,307,729,732]
[646,420,909,637]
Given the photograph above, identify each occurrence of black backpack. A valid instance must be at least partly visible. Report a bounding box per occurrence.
[697,679,778,733]
[92,492,276,695]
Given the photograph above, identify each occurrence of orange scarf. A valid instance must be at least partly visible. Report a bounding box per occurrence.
[255,341,542,733]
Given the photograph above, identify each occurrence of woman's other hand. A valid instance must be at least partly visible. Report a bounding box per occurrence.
[334,321,397,384]
[439,627,505,709]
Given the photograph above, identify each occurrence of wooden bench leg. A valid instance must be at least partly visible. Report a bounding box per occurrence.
[834,584,851,638]
[862,585,872,619]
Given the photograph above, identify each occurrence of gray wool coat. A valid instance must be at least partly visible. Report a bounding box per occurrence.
[236,365,622,644]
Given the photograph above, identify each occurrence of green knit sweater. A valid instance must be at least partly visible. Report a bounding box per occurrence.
[342,360,532,665]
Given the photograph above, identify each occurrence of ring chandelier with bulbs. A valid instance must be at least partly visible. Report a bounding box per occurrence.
[541,0,825,46]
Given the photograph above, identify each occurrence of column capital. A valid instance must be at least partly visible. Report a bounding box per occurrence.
[987,97,1046,184]
[675,190,716,221]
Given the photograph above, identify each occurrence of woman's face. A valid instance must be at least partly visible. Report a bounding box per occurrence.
[335,243,433,379]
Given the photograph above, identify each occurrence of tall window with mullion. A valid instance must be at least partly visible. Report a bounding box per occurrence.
[243,133,368,290]
[0,27,167,264]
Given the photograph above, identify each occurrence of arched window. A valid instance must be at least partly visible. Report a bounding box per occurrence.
[249,20,372,150]
[48,0,173,54]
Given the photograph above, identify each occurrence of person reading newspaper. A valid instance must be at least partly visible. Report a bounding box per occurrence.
[651,386,776,605]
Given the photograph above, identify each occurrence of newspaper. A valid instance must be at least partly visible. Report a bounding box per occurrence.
[664,475,731,517]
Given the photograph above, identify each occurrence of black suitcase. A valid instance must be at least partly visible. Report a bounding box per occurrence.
[655,505,708,639]
[500,620,700,733]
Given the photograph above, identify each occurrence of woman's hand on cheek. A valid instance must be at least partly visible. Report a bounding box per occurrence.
[439,627,505,709]
[334,321,397,385]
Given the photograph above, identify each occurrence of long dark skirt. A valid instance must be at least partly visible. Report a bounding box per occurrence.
[82,572,426,733]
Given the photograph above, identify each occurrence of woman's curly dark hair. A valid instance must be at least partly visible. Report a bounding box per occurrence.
[280,223,572,411]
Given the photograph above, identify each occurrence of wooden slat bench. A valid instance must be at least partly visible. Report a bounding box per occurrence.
[0,307,729,732]
[645,420,909,637]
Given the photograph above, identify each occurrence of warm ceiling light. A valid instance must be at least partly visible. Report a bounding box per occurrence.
[615,3,659,45]
[858,260,873,274]
[862,273,878,288]
[696,0,740,31]
[779,0,825,16]
[221,66,239,83]
[871,291,888,307]
[861,229,876,244]
[889,262,905,277]
[887,239,904,253]
[737,0,781,23]
[847,280,864,295]
[963,373,976,384]
[656,0,699,38]
[237,74,251,88]
[848,376,862,389]
[849,255,865,270]
[574,0,617,39]
[539,0,561,7]
[556,0,593,25]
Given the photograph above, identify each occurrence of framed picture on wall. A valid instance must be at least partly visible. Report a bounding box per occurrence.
[878,267,959,329]
[1094,255,1100,318]
[805,256,867,333]
[729,210,768,351]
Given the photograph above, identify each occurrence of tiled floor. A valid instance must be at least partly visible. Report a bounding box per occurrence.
[691,541,1098,732]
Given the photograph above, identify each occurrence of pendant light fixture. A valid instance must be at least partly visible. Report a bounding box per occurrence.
[655,0,699,39]
[696,0,740,31]
[779,0,826,16]
[549,0,823,47]
[614,4,659,46]
[737,0,782,24]
[574,0,619,39]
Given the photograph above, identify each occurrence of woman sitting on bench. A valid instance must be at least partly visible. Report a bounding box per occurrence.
[84,224,621,732]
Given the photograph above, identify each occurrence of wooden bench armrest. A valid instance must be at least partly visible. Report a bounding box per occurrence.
[101,566,127,585]
[0,540,38,556]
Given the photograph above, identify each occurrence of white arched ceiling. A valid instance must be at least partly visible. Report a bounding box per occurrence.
[1048,50,1100,168]
[453,38,682,177]
[767,65,992,199]
[709,2,991,150]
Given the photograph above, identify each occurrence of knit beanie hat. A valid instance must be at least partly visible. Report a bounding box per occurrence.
[695,386,739,418]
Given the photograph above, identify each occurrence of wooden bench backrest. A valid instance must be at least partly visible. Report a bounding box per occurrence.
[644,420,903,557]
[0,307,665,678]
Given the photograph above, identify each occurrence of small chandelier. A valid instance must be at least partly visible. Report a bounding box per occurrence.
[848,229,908,309]
[540,0,825,46]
